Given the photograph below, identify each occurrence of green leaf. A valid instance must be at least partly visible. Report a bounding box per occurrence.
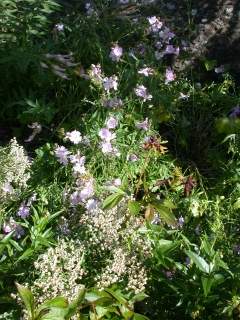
[41,297,69,309]
[151,201,177,227]
[102,193,125,210]
[204,59,217,71]
[96,305,109,318]
[120,305,134,319]
[130,292,148,304]
[128,200,141,215]
[104,289,127,305]
[201,276,214,297]
[16,283,35,319]
[66,287,85,319]
[133,313,150,320]
[185,250,210,273]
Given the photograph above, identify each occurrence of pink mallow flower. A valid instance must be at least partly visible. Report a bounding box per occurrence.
[99,128,116,141]
[54,146,70,165]
[147,16,163,33]
[103,76,118,91]
[134,85,152,101]
[165,67,176,84]
[106,116,118,129]
[109,43,123,62]
[136,118,150,131]
[100,141,113,154]
[164,45,179,55]
[65,130,82,144]
[138,67,154,77]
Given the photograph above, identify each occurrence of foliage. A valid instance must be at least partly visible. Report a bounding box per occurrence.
[1,0,240,319]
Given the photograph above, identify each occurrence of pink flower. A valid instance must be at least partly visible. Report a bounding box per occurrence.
[79,180,94,201]
[109,43,123,62]
[136,118,150,131]
[127,154,139,162]
[103,97,123,109]
[65,130,82,144]
[103,76,118,91]
[159,27,175,43]
[165,45,179,55]
[85,198,99,212]
[113,178,121,186]
[147,16,163,33]
[89,64,102,82]
[155,51,165,60]
[138,67,154,77]
[54,146,70,165]
[165,67,176,84]
[134,85,152,101]
[99,128,116,141]
[1,182,14,194]
[215,65,224,74]
[100,141,113,154]
[106,116,118,129]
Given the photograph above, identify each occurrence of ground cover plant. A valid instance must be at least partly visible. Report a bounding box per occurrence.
[1,0,240,319]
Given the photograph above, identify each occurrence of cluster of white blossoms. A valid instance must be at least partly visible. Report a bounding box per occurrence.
[0,138,31,197]
[79,201,151,294]
[32,239,86,303]
[95,247,148,294]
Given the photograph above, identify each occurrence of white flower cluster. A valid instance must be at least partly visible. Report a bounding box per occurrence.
[80,201,151,293]
[32,238,86,303]
[0,138,31,197]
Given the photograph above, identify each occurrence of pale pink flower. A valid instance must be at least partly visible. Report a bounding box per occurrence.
[1,182,14,194]
[138,67,154,77]
[106,116,118,129]
[99,128,116,141]
[215,65,225,74]
[25,122,42,142]
[103,97,123,109]
[147,16,163,33]
[127,154,139,162]
[103,76,118,91]
[55,23,64,31]
[155,51,165,60]
[109,44,123,62]
[159,27,175,43]
[65,130,82,144]
[79,181,94,201]
[165,67,176,84]
[85,198,99,212]
[100,141,113,154]
[54,146,70,165]
[113,178,121,186]
[134,85,152,101]
[89,63,102,82]
[136,118,149,131]
[165,45,179,55]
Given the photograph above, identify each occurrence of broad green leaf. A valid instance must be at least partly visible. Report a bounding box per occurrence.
[41,297,68,309]
[128,200,141,215]
[201,276,214,297]
[104,289,127,304]
[96,305,109,318]
[102,193,125,210]
[185,250,210,273]
[152,201,177,227]
[158,239,176,254]
[130,292,148,304]
[16,283,35,319]
[133,313,150,320]
[120,305,134,319]
[204,59,217,71]
[66,287,85,318]
[41,307,68,320]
